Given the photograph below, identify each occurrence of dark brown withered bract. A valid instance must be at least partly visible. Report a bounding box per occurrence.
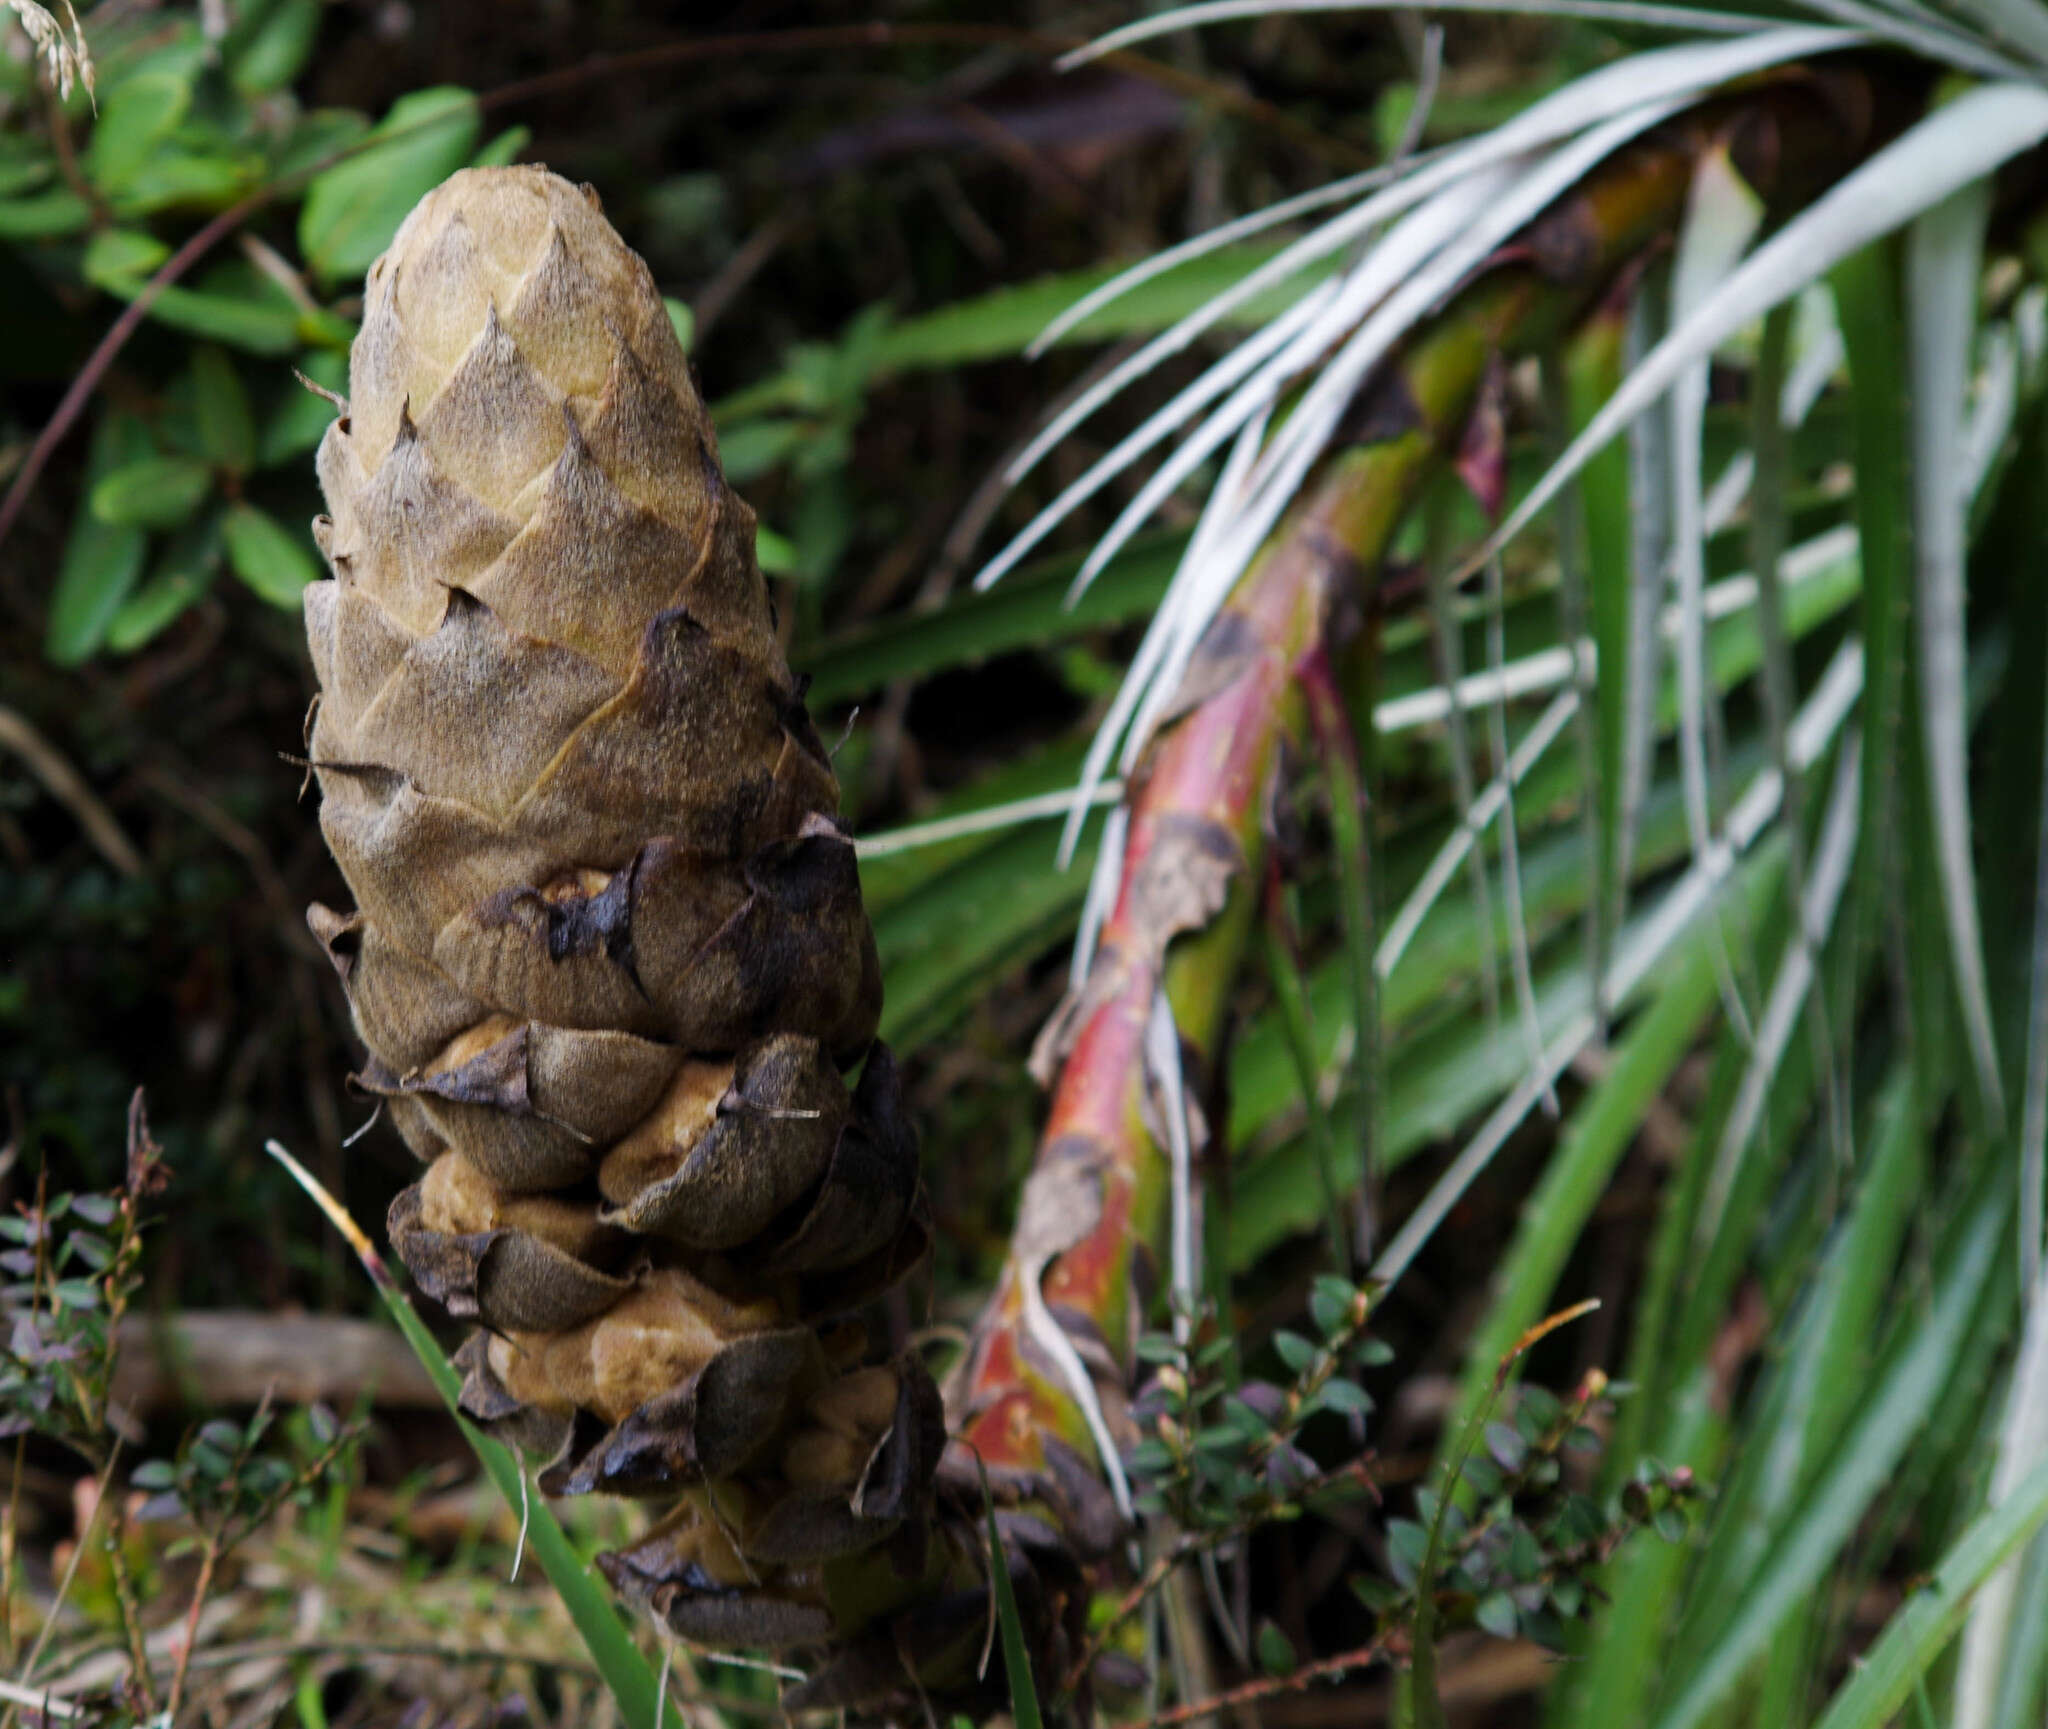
[300,164,935,1648]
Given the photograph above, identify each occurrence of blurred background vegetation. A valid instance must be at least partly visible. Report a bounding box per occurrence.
[0,0,1474,1287]
[3,0,1570,1349]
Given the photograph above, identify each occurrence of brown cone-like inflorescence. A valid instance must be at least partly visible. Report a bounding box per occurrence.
[301,166,940,1651]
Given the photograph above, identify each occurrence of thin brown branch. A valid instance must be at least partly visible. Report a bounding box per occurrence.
[161,1532,221,1722]
[0,188,273,558]
[0,705,143,877]
[0,1433,23,1672]
[1141,1630,1397,1728]
[470,26,1372,171]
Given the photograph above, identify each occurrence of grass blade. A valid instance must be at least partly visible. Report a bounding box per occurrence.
[1377,688,1579,979]
[1619,281,1673,932]
[1647,1162,2011,1729]
[1067,0,1796,64]
[1305,663,1382,1248]
[799,531,1181,707]
[1118,107,1692,786]
[1465,84,2048,586]
[1667,144,1765,1045]
[265,1142,682,1729]
[1987,1525,2048,1729]
[1808,1452,2048,1729]
[1667,1071,1924,1690]
[1543,345,1611,1021]
[988,26,1855,564]
[1425,513,1505,1030]
[1028,168,1396,355]
[1482,551,1554,1107]
[1443,916,1725,1444]
[1747,295,1852,1174]
[1374,637,1862,1288]
[1561,310,1633,955]
[1831,231,1919,1047]
[1262,899,1352,1269]
[976,278,1341,593]
[1906,179,2007,1132]
[2024,600,2048,1291]
[1693,733,1861,1247]
[981,1484,1045,1729]
[1955,1265,2048,1729]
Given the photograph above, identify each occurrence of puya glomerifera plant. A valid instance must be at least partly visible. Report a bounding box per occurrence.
[298,165,947,1662]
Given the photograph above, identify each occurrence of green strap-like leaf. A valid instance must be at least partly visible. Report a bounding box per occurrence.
[1809,1453,2048,1729]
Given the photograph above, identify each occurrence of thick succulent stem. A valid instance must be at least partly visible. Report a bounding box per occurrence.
[937,61,1914,1709]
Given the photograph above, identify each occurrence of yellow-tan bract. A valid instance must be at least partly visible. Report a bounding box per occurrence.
[301,165,939,1649]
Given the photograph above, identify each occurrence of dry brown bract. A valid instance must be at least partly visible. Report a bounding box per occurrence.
[301,165,935,1649]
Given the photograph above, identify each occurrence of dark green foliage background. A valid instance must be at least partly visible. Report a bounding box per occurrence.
[0,0,1451,1310]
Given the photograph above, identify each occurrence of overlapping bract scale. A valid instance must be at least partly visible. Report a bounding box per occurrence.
[300,165,933,1650]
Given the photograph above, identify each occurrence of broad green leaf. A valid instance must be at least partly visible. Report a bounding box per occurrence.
[223,502,319,606]
[0,136,50,198]
[190,348,256,473]
[88,237,302,355]
[139,260,305,357]
[106,516,221,653]
[90,455,211,529]
[663,297,694,355]
[144,287,303,355]
[106,576,209,654]
[0,188,91,239]
[82,227,170,292]
[111,148,264,218]
[798,532,1182,707]
[86,70,191,194]
[94,25,212,95]
[710,241,1342,423]
[719,419,807,485]
[46,518,146,665]
[272,109,371,182]
[473,126,530,168]
[755,525,796,575]
[46,415,153,664]
[227,0,321,96]
[300,87,480,284]
[296,306,360,354]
